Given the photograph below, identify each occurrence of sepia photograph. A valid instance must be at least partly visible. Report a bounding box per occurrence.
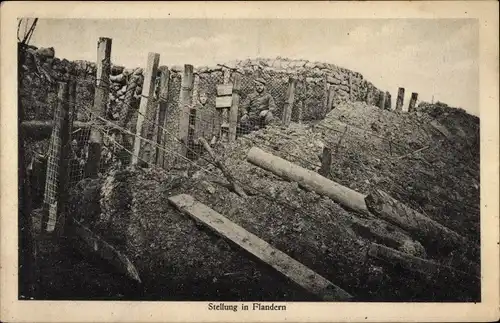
[2,1,499,322]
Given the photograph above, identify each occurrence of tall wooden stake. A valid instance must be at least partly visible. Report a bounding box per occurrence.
[156,67,170,167]
[282,76,297,127]
[86,37,112,177]
[326,86,336,113]
[395,87,405,111]
[132,52,160,165]
[378,92,386,110]
[408,92,419,112]
[178,64,195,156]
[42,81,70,233]
[228,72,242,141]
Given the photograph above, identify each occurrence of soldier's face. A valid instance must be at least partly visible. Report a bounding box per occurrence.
[199,93,208,105]
[255,83,265,93]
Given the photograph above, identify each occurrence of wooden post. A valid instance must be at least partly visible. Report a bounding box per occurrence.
[178,64,195,156]
[408,92,418,112]
[395,87,405,111]
[378,92,386,110]
[132,52,160,165]
[319,146,332,178]
[18,42,35,298]
[57,79,77,234]
[86,37,112,178]
[42,81,70,233]
[282,76,297,127]
[385,92,392,111]
[327,86,336,113]
[348,74,353,101]
[297,100,303,124]
[228,72,241,141]
[323,74,329,117]
[156,67,170,167]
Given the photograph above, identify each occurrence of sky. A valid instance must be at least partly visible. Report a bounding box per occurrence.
[26,18,479,116]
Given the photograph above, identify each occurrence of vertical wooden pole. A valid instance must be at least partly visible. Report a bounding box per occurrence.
[57,79,77,234]
[326,86,336,113]
[385,92,392,111]
[408,92,418,112]
[319,146,332,178]
[178,64,195,156]
[229,72,242,141]
[323,74,329,117]
[156,67,170,167]
[395,87,405,111]
[42,81,70,233]
[86,37,112,178]
[282,76,297,126]
[349,74,354,101]
[378,92,386,110]
[132,52,160,165]
[297,100,303,124]
[18,42,35,298]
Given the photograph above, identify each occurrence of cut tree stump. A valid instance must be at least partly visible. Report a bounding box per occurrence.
[247,146,370,216]
[365,189,473,254]
[168,194,353,301]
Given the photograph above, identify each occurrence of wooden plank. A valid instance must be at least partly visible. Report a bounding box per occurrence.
[156,67,170,167]
[228,73,242,141]
[86,37,112,178]
[132,52,160,165]
[42,81,69,233]
[217,84,233,96]
[70,218,141,284]
[282,77,297,126]
[178,64,195,156]
[168,194,353,301]
[216,96,233,109]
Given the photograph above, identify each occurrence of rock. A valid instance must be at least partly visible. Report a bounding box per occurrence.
[36,47,55,59]
[110,74,125,83]
[111,65,125,75]
[133,67,143,75]
[398,239,427,258]
[201,181,215,194]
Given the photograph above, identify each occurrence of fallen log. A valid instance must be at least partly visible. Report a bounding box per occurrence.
[197,137,246,198]
[169,194,353,301]
[365,189,473,255]
[20,120,91,139]
[367,243,479,283]
[246,146,369,215]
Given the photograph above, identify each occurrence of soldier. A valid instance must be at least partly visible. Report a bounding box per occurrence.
[239,77,276,132]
